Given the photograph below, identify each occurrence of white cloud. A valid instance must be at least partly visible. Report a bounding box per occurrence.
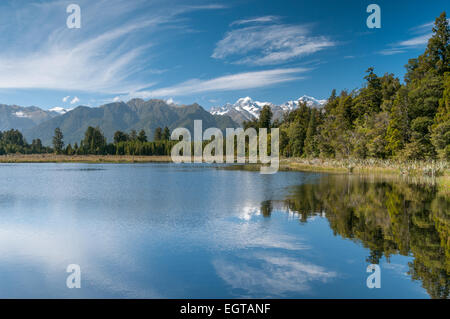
[230,15,279,26]
[378,19,442,56]
[378,48,406,56]
[213,253,337,297]
[70,96,80,104]
[113,96,121,102]
[0,0,225,94]
[212,22,335,65]
[397,33,432,47]
[62,96,70,103]
[131,68,309,98]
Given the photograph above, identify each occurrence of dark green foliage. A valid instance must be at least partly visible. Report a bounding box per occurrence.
[154,127,162,141]
[259,105,273,129]
[277,11,449,161]
[138,129,147,142]
[52,127,64,154]
[114,131,129,144]
[0,129,51,155]
[82,126,107,154]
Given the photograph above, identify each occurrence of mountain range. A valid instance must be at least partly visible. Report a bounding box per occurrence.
[0,100,237,146]
[209,95,327,124]
[0,104,62,132]
[0,95,326,146]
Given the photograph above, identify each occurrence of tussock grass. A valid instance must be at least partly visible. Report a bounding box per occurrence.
[0,154,172,163]
[282,158,449,177]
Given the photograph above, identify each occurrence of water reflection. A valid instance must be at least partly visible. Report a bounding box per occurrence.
[266,174,450,299]
[213,253,337,298]
[0,164,447,298]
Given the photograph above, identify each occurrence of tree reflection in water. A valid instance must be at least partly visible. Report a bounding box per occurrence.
[265,174,449,299]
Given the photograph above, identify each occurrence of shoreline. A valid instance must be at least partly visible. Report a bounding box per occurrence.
[0,154,173,163]
[1,154,448,174]
[1,154,448,194]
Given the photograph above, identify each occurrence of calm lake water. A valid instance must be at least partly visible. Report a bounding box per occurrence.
[0,163,448,298]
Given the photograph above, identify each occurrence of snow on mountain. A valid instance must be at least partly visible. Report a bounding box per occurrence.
[298,95,327,107]
[14,111,30,118]
[49,106,71,114]
[210,96,275,123]
[210,95,326,124]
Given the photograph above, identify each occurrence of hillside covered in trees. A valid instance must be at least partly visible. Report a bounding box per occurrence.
[272,12,449,161]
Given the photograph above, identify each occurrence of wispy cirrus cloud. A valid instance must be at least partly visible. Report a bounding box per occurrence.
[212,18,335,66]
[397,33,432,47]
[129,67,309,98]
[0,0,225,94]
[230,15,280,26]
[377,19,446,56]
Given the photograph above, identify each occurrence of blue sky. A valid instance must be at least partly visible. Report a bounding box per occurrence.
[0,0,448,110]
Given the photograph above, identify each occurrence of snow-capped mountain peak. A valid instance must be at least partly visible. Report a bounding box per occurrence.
[298,95,327,107]
[49,106,71,114]
[210,95,326,124]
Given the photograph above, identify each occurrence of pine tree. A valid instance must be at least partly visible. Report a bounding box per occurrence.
[304,108,318,157]
[431,72,450,159]
[52,127,64,154]
[114,131,129,144]
[154,127,162,141]
[138,129,147,142]
[259,105,273,129]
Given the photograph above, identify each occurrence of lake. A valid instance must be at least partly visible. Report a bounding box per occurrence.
[0,163,448,298]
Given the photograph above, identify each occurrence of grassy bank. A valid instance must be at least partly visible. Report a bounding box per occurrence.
[224,158,449,176]
[281,158,449,176]
[2,155,448,176]
[224,158,450,195]
[0,154,172,163]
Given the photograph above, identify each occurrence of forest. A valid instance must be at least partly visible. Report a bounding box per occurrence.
[245,12,449,161]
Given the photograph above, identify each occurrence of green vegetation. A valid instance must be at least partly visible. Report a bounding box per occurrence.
[62,126,176,156]
[274,12,449,162]
[0,129,51,155]
[276,174,449,298]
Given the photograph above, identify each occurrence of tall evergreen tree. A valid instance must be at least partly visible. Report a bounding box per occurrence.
[138,129,147,142]
[259,105,273,129]
[114,131,129,144]
[83,126,106,154]
[154,127,162,141]
[431,72,450,159]
[52,127,64,154]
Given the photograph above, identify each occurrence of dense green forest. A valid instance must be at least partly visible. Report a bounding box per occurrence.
[54,126,177,156]
[0,129,52,155]
[274,12,449,161]
[0,126,175,156]
[1,12,448,161]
